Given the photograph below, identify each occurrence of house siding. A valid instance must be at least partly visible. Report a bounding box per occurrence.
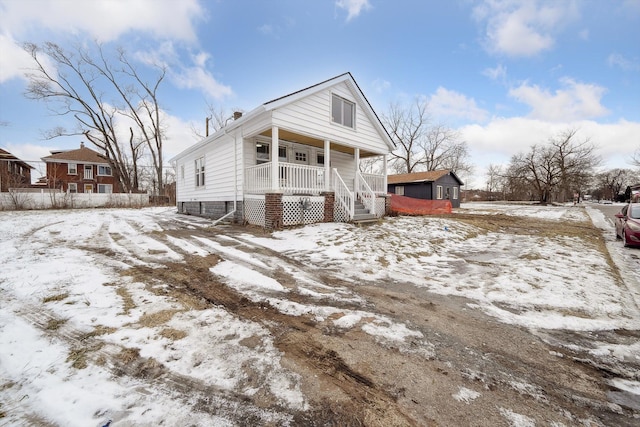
[176,133,243,203]
[388,174,463,208]
[272,82,389,155]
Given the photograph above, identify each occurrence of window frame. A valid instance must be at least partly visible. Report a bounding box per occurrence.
[331,94,356,129]
[195,157,205,187]
[68,163,77,175]
[68,183,77,193]
[256,143,270,164]
[436,185,443,200]
[97,165,112,176]
[97,184,113,194]
[395,186,405,196]
[453,187,459,200]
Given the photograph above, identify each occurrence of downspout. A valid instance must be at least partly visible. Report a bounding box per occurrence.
[211,130,239,226]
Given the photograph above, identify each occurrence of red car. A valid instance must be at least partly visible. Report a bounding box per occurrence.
[615,203,640,247]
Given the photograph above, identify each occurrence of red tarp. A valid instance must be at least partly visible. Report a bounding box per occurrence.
[390,194,452,215]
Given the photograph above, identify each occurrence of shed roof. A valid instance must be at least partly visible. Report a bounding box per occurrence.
[387,170,464,186]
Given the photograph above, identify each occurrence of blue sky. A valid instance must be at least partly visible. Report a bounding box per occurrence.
[1,0,639,187]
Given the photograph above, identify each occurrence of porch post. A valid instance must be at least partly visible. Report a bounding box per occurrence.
[354,148,360,187]
[324,139,330,191]
[383,153,388,190]
[271,126,279,191]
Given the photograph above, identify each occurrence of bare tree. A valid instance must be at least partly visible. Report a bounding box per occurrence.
[23,41,167,195]
[631,147,640,168]
[191,104,244,139]
[382,100,429,174]
[596,168,639,201]
[549,129,600,202]
[382,99,470,175]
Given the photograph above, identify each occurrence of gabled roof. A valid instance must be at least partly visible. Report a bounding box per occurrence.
[262,72,394,150]
[171,72,394,162]
[42,143,109,164]
[388,170,464,186]
[0,148,34,169]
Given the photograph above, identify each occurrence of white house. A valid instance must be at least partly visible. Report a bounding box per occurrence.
[171,72,395,230]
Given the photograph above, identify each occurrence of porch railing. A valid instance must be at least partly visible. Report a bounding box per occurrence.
[361,172,386,194]
[245,162,326,194]
[333,168,354,220]
[356,171,376,215]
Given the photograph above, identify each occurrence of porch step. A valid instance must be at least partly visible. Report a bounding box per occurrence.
[352,213,379,224]
[353,200,378,223]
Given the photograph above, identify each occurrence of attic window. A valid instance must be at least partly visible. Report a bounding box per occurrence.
[331,94,355,128]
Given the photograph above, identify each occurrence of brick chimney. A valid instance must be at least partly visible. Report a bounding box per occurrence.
[80,141,85,148]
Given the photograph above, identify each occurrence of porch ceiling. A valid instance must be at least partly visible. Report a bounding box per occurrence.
[258,128,379,158]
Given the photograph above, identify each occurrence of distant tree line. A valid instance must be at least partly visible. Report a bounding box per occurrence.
[483,131,639,203]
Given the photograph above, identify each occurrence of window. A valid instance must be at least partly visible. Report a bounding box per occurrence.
[84,165,93,180]
[331,94,355,128]
[68,163,77,175]
[445,187,450,199]
[97,165,112,176]
[295,151,307,162]
[256,143,269,164]
[84,184,93,193]
[98,184,112,194]
[453,187,459,200]
[395,186,405,196]
[195,157,205,187]
[436,185,443,199]
[278,146,287,162]
[316,153,325,165]
[68,183,77,193]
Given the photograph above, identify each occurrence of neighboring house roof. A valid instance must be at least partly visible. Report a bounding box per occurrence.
[41,143,109,165]
[388,170,464,186]
[0,148,34,169]
[171,72,395,161]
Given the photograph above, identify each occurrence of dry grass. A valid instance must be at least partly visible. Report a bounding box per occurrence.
[138,309,180,328]
[42,292,69,303]
[45,317,67,331]
[159,327,188,341]
[116,286,136,315]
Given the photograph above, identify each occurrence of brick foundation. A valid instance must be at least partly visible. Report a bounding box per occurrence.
[265,193,283,231]
[321,191,335,222]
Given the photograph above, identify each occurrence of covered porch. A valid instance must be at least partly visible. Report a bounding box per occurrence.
[243,126,389,226]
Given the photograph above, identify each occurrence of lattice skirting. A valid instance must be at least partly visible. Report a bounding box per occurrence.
[244,195,266,227]
[282,195,324,226]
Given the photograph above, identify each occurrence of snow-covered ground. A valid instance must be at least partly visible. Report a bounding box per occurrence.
[1,203,638,426]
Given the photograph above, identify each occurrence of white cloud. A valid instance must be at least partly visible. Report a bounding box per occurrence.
[483,64,507,81]
[429,87,489,123]
[335,0,372,22]
[508,78,609,121]
[0,34,36,83]
[136,43,233,100]
[460,117,640,187]
[473,0,579,57]
[0,0,204,43]
[608,53,640,71]
[372,78,390,93]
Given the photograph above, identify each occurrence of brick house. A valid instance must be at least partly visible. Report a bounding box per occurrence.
[0,148,34,192]
[41,143,120,194]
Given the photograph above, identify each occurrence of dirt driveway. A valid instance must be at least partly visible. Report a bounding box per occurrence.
[1,205,639,426]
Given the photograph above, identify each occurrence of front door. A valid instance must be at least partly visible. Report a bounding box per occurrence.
[84,184,93,193]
